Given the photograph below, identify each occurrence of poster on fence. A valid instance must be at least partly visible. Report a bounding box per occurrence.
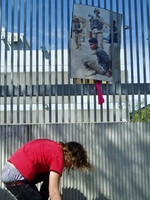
[70,4,122,82]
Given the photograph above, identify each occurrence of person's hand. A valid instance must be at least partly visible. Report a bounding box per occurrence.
[105,69,112,77]
[49,171,62,200]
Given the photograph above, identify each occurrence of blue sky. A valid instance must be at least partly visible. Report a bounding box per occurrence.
[1,0,150,83]
[1,0,149,49]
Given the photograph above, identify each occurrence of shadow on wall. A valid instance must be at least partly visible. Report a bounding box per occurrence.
[62,188,87,200]
[92,192,111,200]
[0,187,16,200]
[0,186,111,200]
[62,188,111,200]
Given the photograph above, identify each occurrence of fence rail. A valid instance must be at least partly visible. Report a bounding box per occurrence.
[0,83,150,97]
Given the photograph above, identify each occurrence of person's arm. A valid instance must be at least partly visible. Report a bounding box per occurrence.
[100,17,110,27]
[49,171,62,200]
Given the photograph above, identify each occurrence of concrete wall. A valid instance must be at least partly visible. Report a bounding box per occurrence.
[0,123,150,200]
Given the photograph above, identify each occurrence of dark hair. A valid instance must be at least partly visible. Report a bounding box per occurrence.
[60,141,93,172]
[94,8,100,14]
[113,20,116,24]
[75,17,79,21]
[88,38,98,44]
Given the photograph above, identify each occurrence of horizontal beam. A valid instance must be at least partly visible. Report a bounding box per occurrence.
[0,84,149,97]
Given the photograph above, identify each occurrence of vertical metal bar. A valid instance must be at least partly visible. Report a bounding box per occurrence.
[55,0,58,122]
[79,0,84,123]
[10,0,14,123]
[103,0,110,122]
[84,0,91,123]
[116,0,123,121]
[122,0,129,121]
[81,82,84,122]
[110,0,116,122]
[87,82,90,122]
[72,1,77,123]
[140,0,148,121]
[4,0,8,124]
[104,0,106,11]
[108,2,114,113]
[42,0,46,123]
[128,0,135,122]
[74,79,77,122]
[91,0,97,122]
[128,0,136,122]
[98,0,104,122]
[36,0,39,123]
[17,0,21,123]
[106,84,110,122]
[29,0,33,123]
[23,0,27,123]
[70,4,77,122]
[67,0,71,122]
[48,0,51,122]
[61,0,64,122]
[136,0,142,121]
[81,0,91,123]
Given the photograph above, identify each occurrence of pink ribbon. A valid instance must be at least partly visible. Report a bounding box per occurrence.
[95,80,104,104]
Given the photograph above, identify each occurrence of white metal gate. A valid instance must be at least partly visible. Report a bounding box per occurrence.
[0,0,149,123]
[0,123,150,200]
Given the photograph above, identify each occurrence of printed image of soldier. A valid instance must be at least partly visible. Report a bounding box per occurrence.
[72,17,83,50]
[88,8,108,49]
[108,20,120,71]
[109,20,118,43]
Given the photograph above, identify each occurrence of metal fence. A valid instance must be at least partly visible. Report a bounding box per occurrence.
[0,0,149,124]
[0,123,150,200]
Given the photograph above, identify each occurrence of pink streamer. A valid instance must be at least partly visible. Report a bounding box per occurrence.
[95,80,105,104]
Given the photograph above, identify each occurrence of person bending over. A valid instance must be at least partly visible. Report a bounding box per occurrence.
[1,139,93,200]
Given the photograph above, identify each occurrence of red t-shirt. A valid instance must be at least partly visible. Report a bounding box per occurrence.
[8,139,64,181]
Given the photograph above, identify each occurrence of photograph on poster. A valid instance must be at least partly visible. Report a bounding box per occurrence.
[70,4,122,82]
